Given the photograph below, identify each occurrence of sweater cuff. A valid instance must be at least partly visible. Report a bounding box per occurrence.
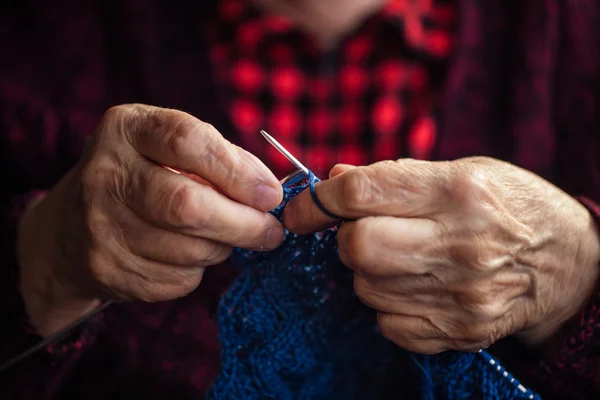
[0,192,102,372]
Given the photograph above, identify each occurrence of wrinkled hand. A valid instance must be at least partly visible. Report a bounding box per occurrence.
[284,158,600,353]
[19,104,284,334]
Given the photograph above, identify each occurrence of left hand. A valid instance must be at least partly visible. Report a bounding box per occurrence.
[283,157,600,354]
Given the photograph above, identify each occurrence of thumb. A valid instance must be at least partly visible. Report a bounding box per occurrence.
[107,104,283,211]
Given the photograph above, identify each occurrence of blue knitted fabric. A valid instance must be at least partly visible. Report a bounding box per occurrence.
[208,173,541,400]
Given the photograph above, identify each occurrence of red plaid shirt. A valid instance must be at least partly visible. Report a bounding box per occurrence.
[1,0,600,399]
[211,0,455,177]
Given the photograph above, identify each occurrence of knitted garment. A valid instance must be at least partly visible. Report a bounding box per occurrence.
[208,172,541,400]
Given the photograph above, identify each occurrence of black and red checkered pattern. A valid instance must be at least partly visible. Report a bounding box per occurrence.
[210,0,456,177]
[4,1,600,398]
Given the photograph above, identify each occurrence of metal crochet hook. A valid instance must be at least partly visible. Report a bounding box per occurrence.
[260,130,309,176]
[260,130,311,185]
[260,130,344,220]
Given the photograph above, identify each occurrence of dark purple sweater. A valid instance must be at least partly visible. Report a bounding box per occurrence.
[1,1,599,399]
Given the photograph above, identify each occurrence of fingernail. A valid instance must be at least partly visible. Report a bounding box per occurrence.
[262,225,285,250]
[252,184,282,211]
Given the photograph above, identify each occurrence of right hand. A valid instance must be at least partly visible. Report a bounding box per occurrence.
[18,104,284,333]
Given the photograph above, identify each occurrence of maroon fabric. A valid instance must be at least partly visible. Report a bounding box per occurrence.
[0,0,599,399]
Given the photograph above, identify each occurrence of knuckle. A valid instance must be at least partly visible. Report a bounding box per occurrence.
[432,317,498,349]
[471,282,496,305]
[449,239,493,273]
[197,243,233,267]
[353,276,366,298]
[200,122,220,139]
[375,159,399,169]
[464,324,495,348]
[81,153,131,205]
[165,121,196,159]
[339,169,375,213]
[131,282,163,303]
[376,313,397,340]
[338,222,374,273]
[198,122,226,150]
[472,301,504,321]
[448,164,495,208]
[208,141,238,176]
[85,210,113,250]
[354,281,400,311]
[439,319,470,341]
[202,128,240,177]
[161,270,205,300]
[100,104,160,152]
[468,253,496,273]
[353,276,374,303]
[164,114,219,160]
[474,336,494,350]
[463,156,497,167]
[455,284,503,321]
[81,157,114,191]
[165,184,200,228]
[101,104,143,130]
[177,271,205,296]
[127,265,204,302]
[101,105,127,122]
[87,252,113,287]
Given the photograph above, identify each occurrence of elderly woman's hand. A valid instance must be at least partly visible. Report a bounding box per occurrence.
[18,104,284,335]
[283,158,600,353]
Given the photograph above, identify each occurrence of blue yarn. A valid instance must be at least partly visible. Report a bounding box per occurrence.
[411,354,435,400]
[307,171,344,220]
[207,171,542,400]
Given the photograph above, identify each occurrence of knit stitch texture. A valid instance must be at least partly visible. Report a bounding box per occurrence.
[208,173,541,400]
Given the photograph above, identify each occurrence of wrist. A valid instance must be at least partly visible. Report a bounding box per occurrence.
[17,178,99,337]
[518,204,600,347]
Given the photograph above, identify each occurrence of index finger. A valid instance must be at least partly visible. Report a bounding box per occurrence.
[109,104,283,212]
[283,160,449,234]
